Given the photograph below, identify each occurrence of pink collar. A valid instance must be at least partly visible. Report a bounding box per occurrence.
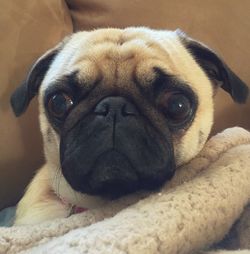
[60,196,88,215]
[71,206,88,214]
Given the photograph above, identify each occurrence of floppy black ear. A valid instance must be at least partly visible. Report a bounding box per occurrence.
[10,47,61,117]
[176,29,249,104]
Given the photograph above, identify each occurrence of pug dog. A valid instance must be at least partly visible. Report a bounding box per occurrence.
[11,27,248,225]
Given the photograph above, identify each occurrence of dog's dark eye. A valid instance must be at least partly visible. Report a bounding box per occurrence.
[48,93,74,119]
[160,92,192,123]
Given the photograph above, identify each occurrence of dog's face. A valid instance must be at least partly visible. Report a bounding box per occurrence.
[11,28,248,207]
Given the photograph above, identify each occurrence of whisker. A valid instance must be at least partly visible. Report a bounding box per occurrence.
[56,167,62,197]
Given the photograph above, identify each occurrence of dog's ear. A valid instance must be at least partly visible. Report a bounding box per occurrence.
[176,29,249,104]
[10,45,61,117]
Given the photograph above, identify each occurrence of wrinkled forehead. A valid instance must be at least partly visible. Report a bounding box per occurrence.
[41,28,207,94]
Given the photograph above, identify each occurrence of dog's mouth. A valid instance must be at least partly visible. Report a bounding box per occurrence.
[62,149,174,199]
[88,150,138,198]
[61,143,175,200]
[60,96,176,199]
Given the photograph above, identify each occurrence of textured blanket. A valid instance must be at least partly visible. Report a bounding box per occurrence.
[1,127,250,254]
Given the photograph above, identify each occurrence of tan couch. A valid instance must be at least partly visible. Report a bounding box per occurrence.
[0,0,249,210]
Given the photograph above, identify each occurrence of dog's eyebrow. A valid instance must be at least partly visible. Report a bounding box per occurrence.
[134,66,193,100]
[152,67,176,95]
[152,67,196,97]
[58,71,82,91]
[44,71,84,98]
[133,67,176,97]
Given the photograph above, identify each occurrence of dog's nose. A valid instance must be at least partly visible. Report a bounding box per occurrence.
[94,96,138,117]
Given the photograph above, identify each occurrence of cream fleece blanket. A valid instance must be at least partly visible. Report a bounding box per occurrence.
[1,127,250,254]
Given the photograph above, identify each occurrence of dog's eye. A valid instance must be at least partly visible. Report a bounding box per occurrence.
[48,93,74,119]
[160,92,192,123]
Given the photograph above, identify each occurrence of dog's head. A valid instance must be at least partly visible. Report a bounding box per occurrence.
[11,28,248,206]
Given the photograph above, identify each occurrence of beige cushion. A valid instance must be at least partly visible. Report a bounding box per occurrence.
[66,0,250,134]
[0,0,72,209]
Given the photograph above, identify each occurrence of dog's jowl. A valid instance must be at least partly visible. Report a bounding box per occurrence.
[10,27,248,225]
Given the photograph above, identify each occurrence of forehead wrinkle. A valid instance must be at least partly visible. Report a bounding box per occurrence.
[133,57,174,91]
[86,28,154,46]
[73,33,168,64]
[74,59,103,91]
[71,29,172,64]
[46,29,186,97]
[77,47,171,94]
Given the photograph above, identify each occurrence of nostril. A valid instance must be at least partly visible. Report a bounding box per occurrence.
[121,103,138,116]
[94,103,109,116]
[94,97,139,117]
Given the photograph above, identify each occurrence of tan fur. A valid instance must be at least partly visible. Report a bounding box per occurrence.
[15,27,214,225]
[15,164,70,225]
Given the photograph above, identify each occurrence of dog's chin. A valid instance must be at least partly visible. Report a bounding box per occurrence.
[52,169,150,210]
[51,174,109,209]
